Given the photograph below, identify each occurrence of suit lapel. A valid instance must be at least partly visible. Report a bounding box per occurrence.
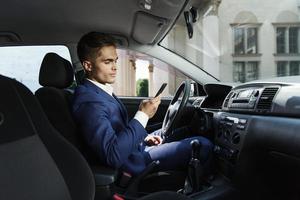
[112,94,128,123]
[83,80,128,124]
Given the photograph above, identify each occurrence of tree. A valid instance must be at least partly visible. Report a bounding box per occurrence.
[136,79,149,97]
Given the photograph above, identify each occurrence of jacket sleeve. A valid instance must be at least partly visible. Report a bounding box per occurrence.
[73,102,148,168]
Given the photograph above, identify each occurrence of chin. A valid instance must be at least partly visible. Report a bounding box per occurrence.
[108,79,116,84]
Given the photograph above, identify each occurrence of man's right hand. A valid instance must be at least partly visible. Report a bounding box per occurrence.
[139,96,161,119]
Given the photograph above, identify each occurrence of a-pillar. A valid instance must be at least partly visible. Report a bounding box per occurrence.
[202,0,221,79]
[148,62,154,97]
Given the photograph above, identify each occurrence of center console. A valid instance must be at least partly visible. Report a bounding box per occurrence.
[214,112,249,179]
[214,84,281,178]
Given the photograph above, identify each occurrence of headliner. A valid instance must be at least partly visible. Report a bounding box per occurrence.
[0,0,188,45]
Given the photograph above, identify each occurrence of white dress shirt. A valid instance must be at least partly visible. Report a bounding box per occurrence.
[87,79,149,128]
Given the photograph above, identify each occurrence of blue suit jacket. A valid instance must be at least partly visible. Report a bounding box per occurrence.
[72,80,148,175]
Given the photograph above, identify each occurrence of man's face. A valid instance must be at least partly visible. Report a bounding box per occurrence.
[83,45,118,84]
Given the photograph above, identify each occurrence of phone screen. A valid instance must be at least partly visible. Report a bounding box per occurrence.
[154,83,167,97]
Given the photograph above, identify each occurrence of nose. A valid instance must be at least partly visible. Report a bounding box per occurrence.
[112,62,117,70]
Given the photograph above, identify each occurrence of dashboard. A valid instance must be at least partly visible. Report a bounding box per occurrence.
[222,83,300,117]
[196,82,300,199]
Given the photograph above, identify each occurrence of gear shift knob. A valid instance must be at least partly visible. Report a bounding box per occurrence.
[191,139,201,159]
[181,139,203,194]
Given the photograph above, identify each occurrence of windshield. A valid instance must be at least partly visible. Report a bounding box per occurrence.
[161,0,300,83]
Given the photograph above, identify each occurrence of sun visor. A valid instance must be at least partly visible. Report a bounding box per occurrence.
[132,12,167,44]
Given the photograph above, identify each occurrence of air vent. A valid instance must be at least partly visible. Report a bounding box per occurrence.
[223,92,233,108]
[193,98,203,107]
[256,87,279,110]
[232,132,240,144]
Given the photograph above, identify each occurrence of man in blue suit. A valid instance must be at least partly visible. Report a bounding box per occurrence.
[72,32,213,176]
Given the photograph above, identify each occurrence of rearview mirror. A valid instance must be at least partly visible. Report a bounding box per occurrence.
[184,11,193,39]
[184,7,198,39]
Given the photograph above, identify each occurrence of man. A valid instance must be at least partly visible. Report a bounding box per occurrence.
[72,32,213,176]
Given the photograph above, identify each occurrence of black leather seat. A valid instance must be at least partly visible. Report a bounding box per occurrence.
[0,74,191,200]
[0,74,94,200]
[35,53,107,164]
[35,53,81,149]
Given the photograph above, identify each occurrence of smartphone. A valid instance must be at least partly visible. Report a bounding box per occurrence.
[154,83,167,97]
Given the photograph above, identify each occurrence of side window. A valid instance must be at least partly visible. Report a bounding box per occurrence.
[113,49,191,97]
[0,46,71,92]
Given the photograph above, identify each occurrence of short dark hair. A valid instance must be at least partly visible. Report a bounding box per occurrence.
[77,32,116,63]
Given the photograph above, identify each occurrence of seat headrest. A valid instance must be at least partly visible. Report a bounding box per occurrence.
[39,53,74,89]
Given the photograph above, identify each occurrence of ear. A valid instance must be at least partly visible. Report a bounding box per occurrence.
[82,60,93,72]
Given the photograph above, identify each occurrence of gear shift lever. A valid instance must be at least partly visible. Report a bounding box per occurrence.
[191,139,201,160]
[182,139,203,194]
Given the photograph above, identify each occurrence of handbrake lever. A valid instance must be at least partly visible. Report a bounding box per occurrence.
[124,160,160,197]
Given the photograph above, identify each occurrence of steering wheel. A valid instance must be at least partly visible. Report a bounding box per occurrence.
[161,80,191,138]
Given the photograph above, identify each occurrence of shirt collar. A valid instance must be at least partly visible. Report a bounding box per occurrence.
[87,79,113,96]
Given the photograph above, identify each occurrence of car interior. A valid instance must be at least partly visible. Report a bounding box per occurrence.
[1,0,300,200]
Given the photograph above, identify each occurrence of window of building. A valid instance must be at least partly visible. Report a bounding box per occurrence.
[290,61,300,75]
[0,46,71,92]
[234,27,258,54]
[234,28,245,54]
[276,26,300,54]
[233,61,259,83]
[277,61,300,76]
[276,28,286,54]
[246,62,259,80]
[247,28,258,54]
[289,27,299,53]
[233,62,245,82]
[277,61,288,76]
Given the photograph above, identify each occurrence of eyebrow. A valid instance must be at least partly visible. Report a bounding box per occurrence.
[103,57,118,62]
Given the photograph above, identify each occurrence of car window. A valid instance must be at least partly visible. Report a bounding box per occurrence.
[112,49,191,97]
[0,45,71,92]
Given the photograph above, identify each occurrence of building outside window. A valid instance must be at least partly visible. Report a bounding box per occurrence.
[277,61,288,76]
[289,27,299,53]
[233,62,245,82]
[276,26,300,54]
[246,61,259,80]
[233,61,259,83]
[277,61,300,76]
[275,24,300,77]
[276,28,286,54]
[290,61,300,75]
[234,26,258,54]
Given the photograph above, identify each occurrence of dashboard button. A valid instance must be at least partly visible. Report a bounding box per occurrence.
[226,122,233,127]
[237,124,245,130]
[239,119,247,124]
